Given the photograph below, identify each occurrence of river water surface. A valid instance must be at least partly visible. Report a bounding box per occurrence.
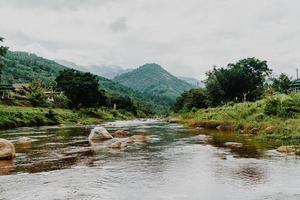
[0,120,299,200]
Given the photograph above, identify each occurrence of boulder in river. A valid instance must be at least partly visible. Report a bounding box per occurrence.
[113,130,128,138]
[0,139,16,160]
[88,127,113,141]
[277,146,294,154]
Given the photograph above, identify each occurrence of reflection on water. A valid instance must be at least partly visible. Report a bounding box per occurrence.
[0,120,300,200]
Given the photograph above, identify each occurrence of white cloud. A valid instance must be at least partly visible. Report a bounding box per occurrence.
[0,0,300,79]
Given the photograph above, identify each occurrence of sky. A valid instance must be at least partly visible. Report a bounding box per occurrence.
[0,0,299,80]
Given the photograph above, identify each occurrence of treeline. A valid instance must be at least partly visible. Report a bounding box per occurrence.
[173,58,294,112]
[18,69,156,117]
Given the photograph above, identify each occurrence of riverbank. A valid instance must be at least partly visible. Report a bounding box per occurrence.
[0,105,133,129]
[172,93,300,145]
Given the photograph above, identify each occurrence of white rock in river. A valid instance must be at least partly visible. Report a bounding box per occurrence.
[88,127,113,141]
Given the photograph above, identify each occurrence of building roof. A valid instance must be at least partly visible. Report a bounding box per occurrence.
[291,79,300,88]
[12,83,29,90]
[0,84,14,91]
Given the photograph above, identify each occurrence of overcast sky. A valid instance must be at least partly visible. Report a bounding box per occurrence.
[0,0,299,79]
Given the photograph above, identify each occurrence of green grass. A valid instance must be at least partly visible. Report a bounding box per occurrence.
[174,93,300,145]
[0,105,133,129]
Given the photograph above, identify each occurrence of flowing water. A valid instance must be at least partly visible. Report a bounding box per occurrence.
[0,120,299,200]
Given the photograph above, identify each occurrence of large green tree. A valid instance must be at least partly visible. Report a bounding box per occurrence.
[0,37,9,82]
[55,69,106,108]
[24,80,48,107]
[173,88,210,112]
[205,58,271,106]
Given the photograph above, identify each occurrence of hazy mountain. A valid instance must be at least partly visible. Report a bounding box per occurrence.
[114,63,194,105]
[56,60,131,79]
[178,76,205,88]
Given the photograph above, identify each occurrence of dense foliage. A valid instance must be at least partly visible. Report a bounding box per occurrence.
[206,58,271,106]
[173,88,210,112]
[270,73,292,94]
[2,51,66,84]
[114,63,194,106]
[56,69,106,108]
[174,58,273,112]
[23,80,48,107]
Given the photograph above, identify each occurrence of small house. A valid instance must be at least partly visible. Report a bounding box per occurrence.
[0,84,14,99]
[289,79,300,93]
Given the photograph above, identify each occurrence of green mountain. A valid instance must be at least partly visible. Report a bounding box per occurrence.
[113,63,194,105]
[1,51,169,114]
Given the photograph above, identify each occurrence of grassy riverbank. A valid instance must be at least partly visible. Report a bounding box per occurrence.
[173,93,300,145]
[0,105,133,129]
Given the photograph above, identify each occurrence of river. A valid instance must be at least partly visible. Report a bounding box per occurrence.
[0,120,299,200]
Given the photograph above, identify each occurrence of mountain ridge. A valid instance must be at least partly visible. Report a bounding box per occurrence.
[113,63,194,105]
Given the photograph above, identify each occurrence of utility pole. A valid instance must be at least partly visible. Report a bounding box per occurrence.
[297,68,299,79]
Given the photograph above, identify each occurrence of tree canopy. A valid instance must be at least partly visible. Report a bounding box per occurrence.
[206,58,271,106]
[174,58,272,112]
[173,88,210,112]
[55,69,106,108]
[270,73,292,94]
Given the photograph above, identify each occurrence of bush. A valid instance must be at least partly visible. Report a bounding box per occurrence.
[53,94,70,108]
[264,96,280,115]
[264,94,300,118]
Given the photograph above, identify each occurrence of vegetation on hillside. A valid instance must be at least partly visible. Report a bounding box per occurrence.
[2,51,169,114]
[114,63,194,106]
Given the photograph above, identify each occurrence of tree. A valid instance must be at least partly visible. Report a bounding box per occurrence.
[205,58,272,106]
[271,73,292,94]
[173,88,210,112]
[0,37,9,82]
[109,95,137,114]
[24,80,48,107]
[55,69,106,108]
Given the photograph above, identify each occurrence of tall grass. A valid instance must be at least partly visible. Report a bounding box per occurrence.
[0,105,133,129]
[175,93,300,144]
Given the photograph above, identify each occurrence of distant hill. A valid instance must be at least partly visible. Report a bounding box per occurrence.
[56,60,131,79]
[113,63,194,105]
[2,51,169,114]
[178,76,205,88]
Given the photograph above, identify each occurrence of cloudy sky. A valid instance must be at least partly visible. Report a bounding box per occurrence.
[0,0,299,79]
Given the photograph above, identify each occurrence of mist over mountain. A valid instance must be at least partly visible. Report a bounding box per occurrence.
[178,77,204,87]
[56,60,131,79]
